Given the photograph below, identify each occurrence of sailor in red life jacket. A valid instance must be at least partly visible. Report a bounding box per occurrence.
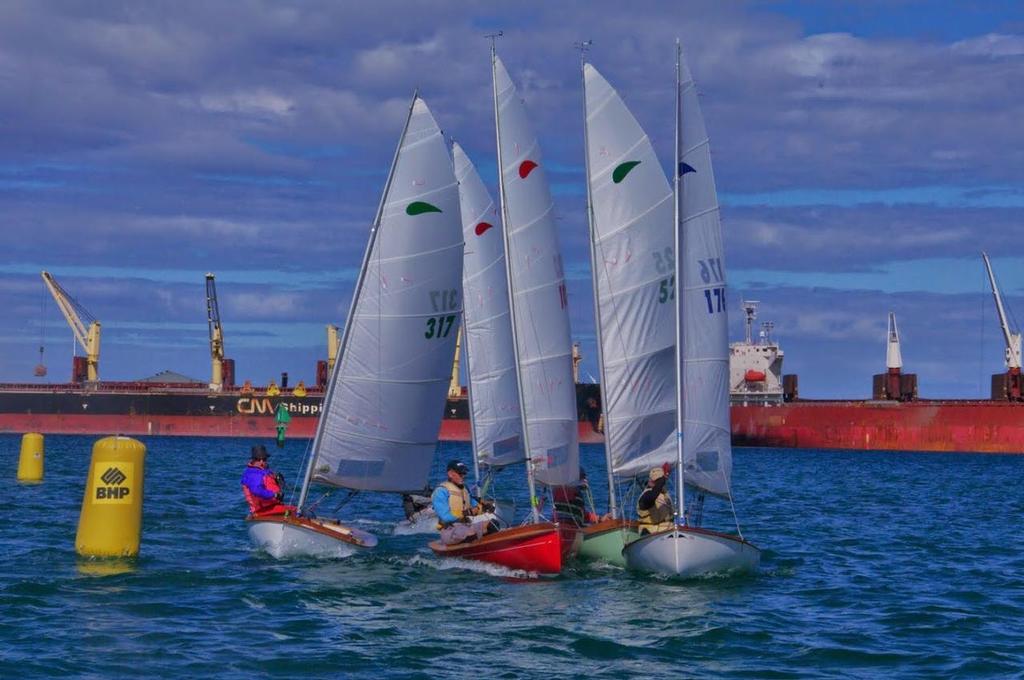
[431,460,494,545]
[241,445,297,517]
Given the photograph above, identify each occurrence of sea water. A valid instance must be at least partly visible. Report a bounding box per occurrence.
[2,434,1022,678]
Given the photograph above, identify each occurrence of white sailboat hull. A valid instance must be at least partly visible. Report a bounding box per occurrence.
[624,525,760,578]
[247,516,378,560]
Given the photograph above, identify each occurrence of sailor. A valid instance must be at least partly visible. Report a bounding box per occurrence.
[402,484,435,522]
[241,445,295,517]
[636,464,675,535]
[432,460,491,544]
[553,467,599,527]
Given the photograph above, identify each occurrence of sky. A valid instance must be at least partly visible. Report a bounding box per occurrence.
[3,0,1023,399]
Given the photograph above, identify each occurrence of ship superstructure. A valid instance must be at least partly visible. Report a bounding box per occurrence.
[729,301,785,404]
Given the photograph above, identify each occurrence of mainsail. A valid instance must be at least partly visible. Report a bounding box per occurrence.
[492,54,580,487]
[582,62,677,482]
[454,142,524,469]
[677,50,732,497]
[302,96,463,495]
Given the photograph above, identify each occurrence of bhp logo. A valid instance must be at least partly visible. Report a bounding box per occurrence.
[101,467,127,485]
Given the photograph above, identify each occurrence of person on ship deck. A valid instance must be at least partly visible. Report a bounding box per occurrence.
[637,464,675,535]
[432,460,495,545]
[241,445,296,517]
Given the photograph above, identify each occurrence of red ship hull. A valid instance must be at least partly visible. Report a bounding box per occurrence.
[732,400,1024,454]
[0,412,606,443]
[4,383,1024,454]
[429,523,563,574]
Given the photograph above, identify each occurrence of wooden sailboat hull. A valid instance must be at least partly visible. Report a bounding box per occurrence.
[623,525,760,578]
[247,515,378,559]
[429,522,562,574]
[579,518,641,566]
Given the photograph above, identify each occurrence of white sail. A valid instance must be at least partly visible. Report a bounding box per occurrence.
[583,63,677,480]
[309,96,463,493]
[454,142,524,468]
[493,55,580,487]
[678,53,731,497]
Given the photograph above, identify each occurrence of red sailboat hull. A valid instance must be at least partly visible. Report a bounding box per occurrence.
[428,523,563,574]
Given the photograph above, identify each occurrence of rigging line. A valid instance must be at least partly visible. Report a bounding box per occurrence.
[332,489,361,514]
[979,266,986,398]
[726,483,743,539]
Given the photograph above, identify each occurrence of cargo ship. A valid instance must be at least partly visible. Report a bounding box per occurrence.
[4,272,604,443]
[5,260,1024,454]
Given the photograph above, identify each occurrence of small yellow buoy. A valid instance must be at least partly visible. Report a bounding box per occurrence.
[75,436,146,558]
[17,432,44,483]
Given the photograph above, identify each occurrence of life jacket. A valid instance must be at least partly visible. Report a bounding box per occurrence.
[242,465,279,514]
[637,489,675,535]
[435,480,471,530]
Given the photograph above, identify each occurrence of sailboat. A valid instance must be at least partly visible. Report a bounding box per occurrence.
[623,43,761,577]
[577,59,678,566]
[248,94,464,559]
[439,47,585,566]
[427,143,564,574]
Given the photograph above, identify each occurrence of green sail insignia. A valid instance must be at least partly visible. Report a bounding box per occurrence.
[406,201,443,216]
[612,160,641,184]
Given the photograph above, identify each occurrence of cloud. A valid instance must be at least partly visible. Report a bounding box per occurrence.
[1,0,1022,397]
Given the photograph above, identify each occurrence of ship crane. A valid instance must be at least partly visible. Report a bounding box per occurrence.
[205,273,226,392]
[981,252,1022,400]
[41,271,100,382]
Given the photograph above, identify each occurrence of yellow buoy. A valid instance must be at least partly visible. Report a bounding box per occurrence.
[75,436,146,558]
[17,432,44,483]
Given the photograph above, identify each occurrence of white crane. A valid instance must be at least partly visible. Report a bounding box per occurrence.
[41,271,100,382]
[205,273,225,391]
[886,312,903,370]
[981,252,1022,370]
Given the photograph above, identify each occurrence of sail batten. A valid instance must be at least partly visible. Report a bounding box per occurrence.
[583,62,677,481]
[306,95,463,494]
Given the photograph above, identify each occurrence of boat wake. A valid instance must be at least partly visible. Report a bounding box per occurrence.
[407,553,539,580]
[392,512,438,536]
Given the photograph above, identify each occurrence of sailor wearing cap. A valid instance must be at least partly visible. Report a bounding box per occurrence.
[241,444,295,517]
[432,460,487,545]
[636,465,675,535]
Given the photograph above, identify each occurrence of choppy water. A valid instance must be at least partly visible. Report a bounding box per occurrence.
[3,434,1023,678]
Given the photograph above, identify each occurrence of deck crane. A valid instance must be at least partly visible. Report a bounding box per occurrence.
[884,311,903,399]
[41,271,100,382]
[205,273,226,392]
[981,252,1022,400]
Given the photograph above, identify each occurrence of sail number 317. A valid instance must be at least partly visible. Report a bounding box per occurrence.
[426,289,458,339]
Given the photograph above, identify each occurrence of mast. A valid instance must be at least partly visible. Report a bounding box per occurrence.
[578,40,618,518]
[491,37,540,523]
[982,251,1022,369]
[673,40,686,524]
[297,91,419,509]
[462,305,483,492]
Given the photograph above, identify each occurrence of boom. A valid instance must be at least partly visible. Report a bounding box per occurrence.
[981,252,1021,369]
[205,273,225,391]
[41,271,101,381]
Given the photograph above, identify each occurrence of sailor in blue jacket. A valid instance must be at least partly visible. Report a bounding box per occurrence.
[432,460,488,544]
